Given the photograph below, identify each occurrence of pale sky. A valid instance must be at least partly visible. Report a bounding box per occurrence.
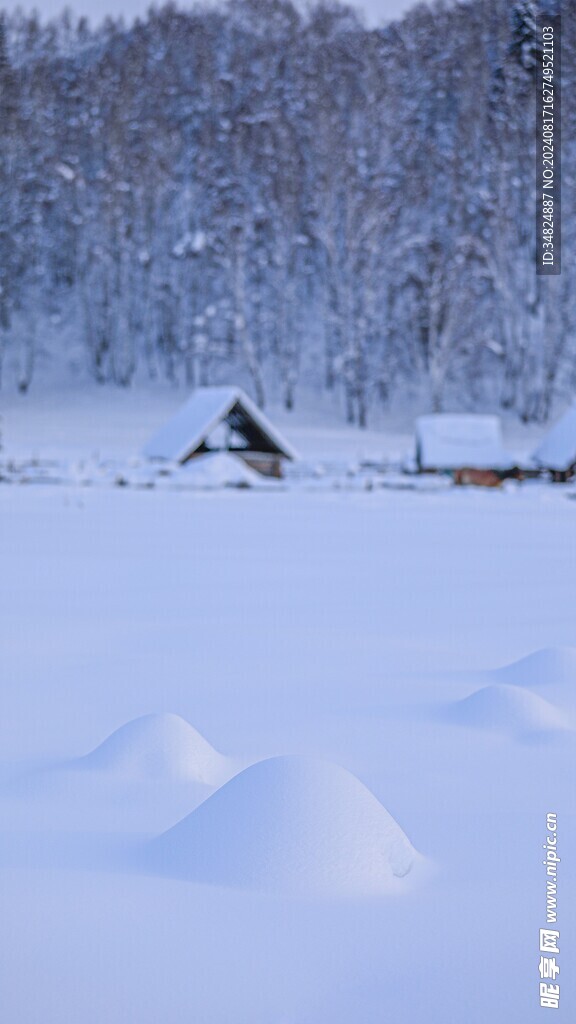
[1,0,417,28]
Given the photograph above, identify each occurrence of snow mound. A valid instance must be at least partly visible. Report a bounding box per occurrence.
[490,647,576,688]
[447,684,571,738]
[77,713,229,784]
[175,452,262,489]
[147,756,420,896]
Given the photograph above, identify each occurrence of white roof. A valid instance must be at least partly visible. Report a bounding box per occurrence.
[532,402,576,471]
[415,414,516,471]
[143,386,298,462]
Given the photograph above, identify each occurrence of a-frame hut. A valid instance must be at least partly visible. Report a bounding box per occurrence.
[143,386,298,478]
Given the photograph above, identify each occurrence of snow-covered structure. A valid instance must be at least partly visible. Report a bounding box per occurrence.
[532,402,576,481]
[143,386,298,478]
[415,414,517,480]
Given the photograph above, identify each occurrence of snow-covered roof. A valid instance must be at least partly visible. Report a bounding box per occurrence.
[143,386,298,463]
[532,402,576,471]
[415,414,516,471]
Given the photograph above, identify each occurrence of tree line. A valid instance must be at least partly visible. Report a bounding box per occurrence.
[0,0,572,423]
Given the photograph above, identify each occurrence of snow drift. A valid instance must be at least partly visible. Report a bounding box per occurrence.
[77,713,230,784]
[174,452,263,489]
[147,755,421,897]
[447,684,572,739]
[490,647,576,688]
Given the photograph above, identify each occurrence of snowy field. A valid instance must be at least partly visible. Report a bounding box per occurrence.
[1,389,575,1023]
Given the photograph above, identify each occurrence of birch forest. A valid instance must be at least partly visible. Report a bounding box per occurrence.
[0,0,571,423]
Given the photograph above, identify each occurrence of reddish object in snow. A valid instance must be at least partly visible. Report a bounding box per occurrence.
[454,468,502,487]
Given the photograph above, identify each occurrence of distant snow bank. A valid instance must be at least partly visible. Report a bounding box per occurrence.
[147,755,422,897]
[0,450,274,491]
[491,647,576,688]
[76,713,231,785]
[444,647,576,739]
[447,684,572,739]
[175,451,263,489]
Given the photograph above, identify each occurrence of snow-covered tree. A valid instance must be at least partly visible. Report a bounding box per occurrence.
[0,0,573,423]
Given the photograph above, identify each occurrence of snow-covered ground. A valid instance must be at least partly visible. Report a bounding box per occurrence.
[1,388,575,1023]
